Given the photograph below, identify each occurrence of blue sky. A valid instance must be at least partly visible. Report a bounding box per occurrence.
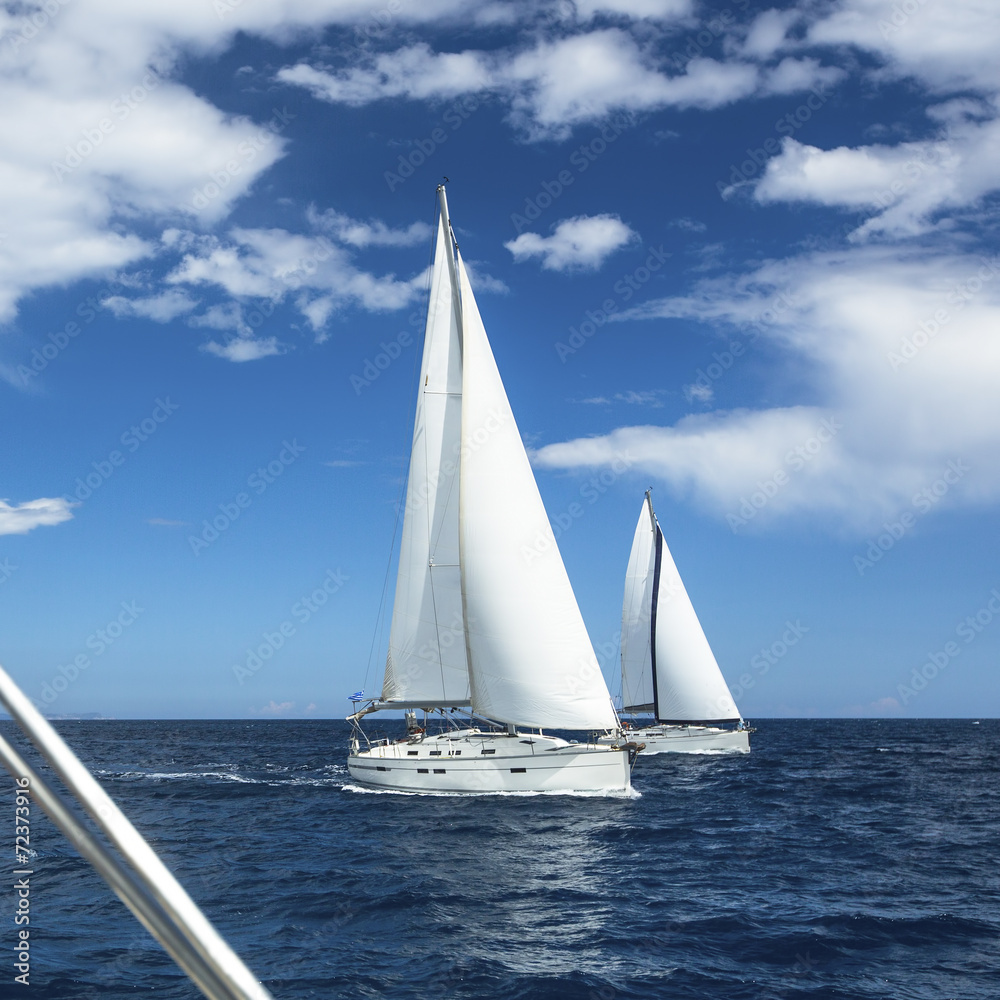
[2,0,998,719]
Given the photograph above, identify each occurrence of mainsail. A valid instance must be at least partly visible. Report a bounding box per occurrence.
[457,252,617,731]
[381,187,617,732]
[621,493,740,723]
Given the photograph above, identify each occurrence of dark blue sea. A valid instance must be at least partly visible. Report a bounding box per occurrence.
[3,719,998,1000]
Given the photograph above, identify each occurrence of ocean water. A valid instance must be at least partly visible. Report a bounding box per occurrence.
[3,718,998,1000]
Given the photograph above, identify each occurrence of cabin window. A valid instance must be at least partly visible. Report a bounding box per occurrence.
[433,768,446,774]
[481,749,495,755]
[430,751,442,756]
[453,751,461,756]
[417,768,428,774]
[510,767,526,773]
[407,751,418,756]
[376,766,387,772]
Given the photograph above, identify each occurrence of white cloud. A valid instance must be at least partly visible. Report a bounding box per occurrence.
[737,8,801,61]
[759,57,844,96]
[277,44,492,105]
[582,390,664,406]
[0,36,287,324]
[167,227,425,311]
[684,381,714,403]
[752,105,1000,239]
[462,260,509,295]
[161,225,427,355]
[102,289,198,322]
[310,208,432,248]
[503,36,759,133]
[538,245,1000,533]
[254,699,295,716]
[574,0,692,19]
[201,336,283,363]
[808,0,1000,96]
[279,28,842,139]
[506,214,636,271]
[0,1,492,330]
[0,498,75,535]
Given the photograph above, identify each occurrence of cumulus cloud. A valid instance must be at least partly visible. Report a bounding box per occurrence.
[0,498,75,535]
[279,27,841,138]
[102,289,199,322]
[506,214,637,271]
[0,1,481,333]
[574,0,692,20]
[537,245,1000,533]
[751,106,1000,239]
[310,208,432,248]
[201,336,283,363]
[808,0,1000,95]
[277,44,492,105]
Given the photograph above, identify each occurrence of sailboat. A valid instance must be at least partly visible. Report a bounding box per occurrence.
[347,186,638,794]
[615,490,750,754]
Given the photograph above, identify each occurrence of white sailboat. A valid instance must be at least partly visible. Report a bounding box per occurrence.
[347,186,638,794]
[615,491,750,754]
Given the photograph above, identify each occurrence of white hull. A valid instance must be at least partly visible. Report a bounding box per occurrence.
[613,724,749,755]
[348,728,633,794]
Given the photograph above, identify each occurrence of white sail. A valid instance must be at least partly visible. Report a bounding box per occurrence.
[456,252,617,731]
[620,501,656,713]
[381,208,471,707]
[625,494,740,722]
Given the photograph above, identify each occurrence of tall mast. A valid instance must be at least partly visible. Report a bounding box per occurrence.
[647,492,664,723]
[437,184,461,318]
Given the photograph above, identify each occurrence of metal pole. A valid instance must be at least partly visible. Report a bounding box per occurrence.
[0,664,273,1000]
